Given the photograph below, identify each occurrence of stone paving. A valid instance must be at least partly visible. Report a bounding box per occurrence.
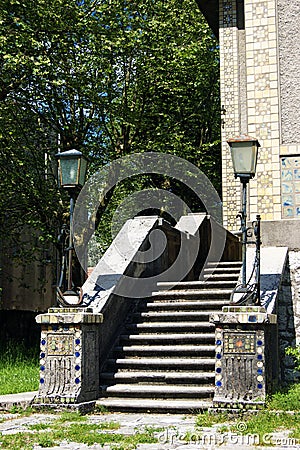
[0,392,299,449]
[0,408,299,450]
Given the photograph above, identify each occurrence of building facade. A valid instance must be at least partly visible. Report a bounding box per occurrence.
[198,0,300,237]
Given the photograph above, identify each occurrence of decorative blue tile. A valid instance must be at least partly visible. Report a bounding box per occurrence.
[282,195,293,206]
[75,339,81,345]
[257,383,263,389]
[283,206,293,217]
[40,378,45,384]
[216,381,222,387]
[75,365,80,371]
[40,352,45,359]
[281,156,300,218]
[294,169,300,180]
[282,183,293,193]
[282,169,293,181]
[75,378,80,384]
[257,340,263,346]
[75,352,80,358]
[257,354,263,360]
[257,368,263,375]
[216,367,222,374]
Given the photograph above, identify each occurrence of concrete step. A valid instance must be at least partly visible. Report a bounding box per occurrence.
[203,266,241,274]
[206,261,242,267]
[145,300,227,310]
[156,280,237,290]
[100,371,215,384]
[105,357,215,370]
[151,289,233,300]
[201,273,241,281]
[119,333,216,344]
[101,383,215,399]
[125,321,215,332]
[132,311,217,322]
[147,301,224,312]
[113,344,215,357]
[96,397,212,413]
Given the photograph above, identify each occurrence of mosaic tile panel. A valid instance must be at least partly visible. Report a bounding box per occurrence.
[223,332,256,354]
[220,0,240,229]
[254,73,271,92]
[281,156,300,218]
[253,49,270,67]
[253,3,269,18]
[253,25,269,42]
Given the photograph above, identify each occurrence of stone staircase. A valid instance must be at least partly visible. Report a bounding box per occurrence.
[97,261,242,412]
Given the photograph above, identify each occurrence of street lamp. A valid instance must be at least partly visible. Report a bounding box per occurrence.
[227,135,261,305]
[56,149,88,306]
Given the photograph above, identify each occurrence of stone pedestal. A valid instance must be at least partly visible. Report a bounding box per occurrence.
[211,306,278,410]
[33,308,103,408]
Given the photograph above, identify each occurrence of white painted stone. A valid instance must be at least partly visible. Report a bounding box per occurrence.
[232,247,288,313]
[81,216,160,312]
[175,213,206,235]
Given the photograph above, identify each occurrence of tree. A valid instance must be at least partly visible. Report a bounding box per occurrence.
[0,0,220,266]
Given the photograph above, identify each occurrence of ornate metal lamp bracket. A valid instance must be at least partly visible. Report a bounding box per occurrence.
[230,214,261,306]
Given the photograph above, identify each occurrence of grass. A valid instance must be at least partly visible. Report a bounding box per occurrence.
[0,340,39,395]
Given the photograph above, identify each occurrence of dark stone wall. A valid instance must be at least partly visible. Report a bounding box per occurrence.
[0,310,40,346]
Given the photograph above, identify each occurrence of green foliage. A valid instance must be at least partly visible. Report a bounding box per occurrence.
[267,383,300,411]
[0,0,220,269]
[286,345,300,371]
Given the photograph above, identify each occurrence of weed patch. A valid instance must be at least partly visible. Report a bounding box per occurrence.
[195,411,228,428]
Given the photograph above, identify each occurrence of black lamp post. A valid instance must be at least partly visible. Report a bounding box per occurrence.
[56,149,88,306]
[227,135,261,305]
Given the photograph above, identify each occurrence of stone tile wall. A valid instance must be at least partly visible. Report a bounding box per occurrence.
[220,0,240,230]
[220,0,300,228]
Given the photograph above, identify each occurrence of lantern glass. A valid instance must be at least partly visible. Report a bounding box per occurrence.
[78,157,88,187]
[228,137,259,179]
[56,149,88,189]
